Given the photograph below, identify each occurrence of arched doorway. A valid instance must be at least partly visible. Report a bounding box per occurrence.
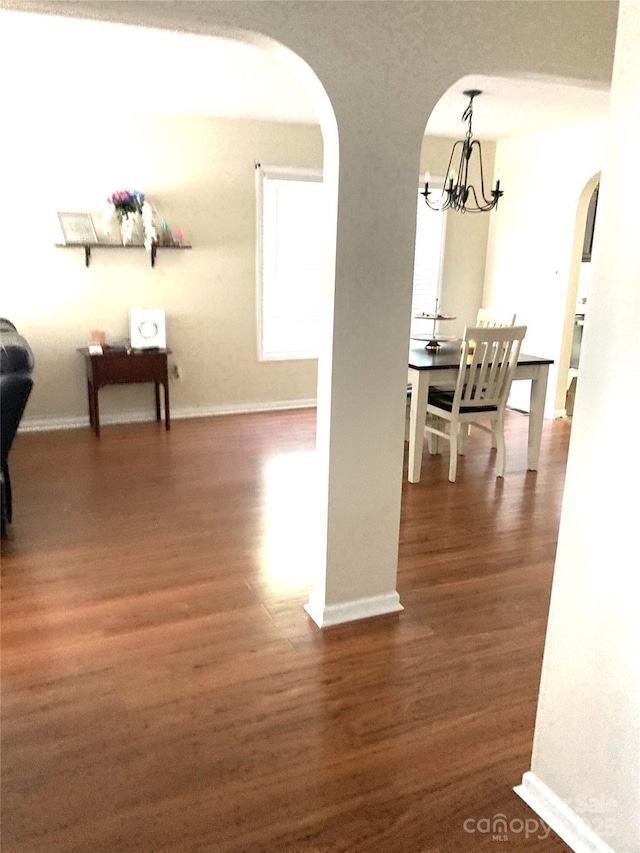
[558,172,601,417]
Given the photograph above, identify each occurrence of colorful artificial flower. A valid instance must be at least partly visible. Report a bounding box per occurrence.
[106,190,145,219]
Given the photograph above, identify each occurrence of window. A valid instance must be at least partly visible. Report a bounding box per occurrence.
[256,169,446,360]
[410,189,447,326]
[257,166,324,360]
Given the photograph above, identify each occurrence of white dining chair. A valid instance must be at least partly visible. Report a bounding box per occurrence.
[405,310,517,443]
[476,307,517,327]
[424,325,527,482]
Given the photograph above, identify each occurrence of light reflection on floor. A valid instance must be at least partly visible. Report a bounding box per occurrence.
[258,449,318,587]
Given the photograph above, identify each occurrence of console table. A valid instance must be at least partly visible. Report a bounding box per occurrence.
[79,348,171,437]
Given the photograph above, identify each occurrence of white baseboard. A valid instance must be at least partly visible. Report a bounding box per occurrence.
[173,399,316,419]
[304,591,404,628]
[20,415,90,432]
[514,772,618,853]
[19,399,317,433]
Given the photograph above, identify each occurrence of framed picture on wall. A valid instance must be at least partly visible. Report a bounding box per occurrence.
[57,212,97,244]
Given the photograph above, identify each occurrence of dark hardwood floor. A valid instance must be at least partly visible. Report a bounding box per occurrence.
[1,409,573,852]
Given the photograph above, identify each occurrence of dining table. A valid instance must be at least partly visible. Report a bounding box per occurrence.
[407,340,554,483]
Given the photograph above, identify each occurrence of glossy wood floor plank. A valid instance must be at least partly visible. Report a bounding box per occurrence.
[1,410,572,852]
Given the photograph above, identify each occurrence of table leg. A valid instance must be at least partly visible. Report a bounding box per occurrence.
[155,382,161,422]
[527,364,549,470]
[164,382,170,431]
[408,369,429,483]
[86,380,95,428]
[91,384,100,438]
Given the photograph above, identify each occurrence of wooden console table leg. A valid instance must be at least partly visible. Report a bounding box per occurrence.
[86,380,95,429]
[164,382,170,431]
[92,384,101,438]
[154,382,161,422]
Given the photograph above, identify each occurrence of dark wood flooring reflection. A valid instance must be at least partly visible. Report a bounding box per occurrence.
[1,410,572,853]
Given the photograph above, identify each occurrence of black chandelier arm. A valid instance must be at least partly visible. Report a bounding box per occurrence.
[423,191,450,211]
[456,184,499,212]
[423,179,501,212]
[422,88,504,214]
[467,139,498,206]
[422,139,464,210]
[423,139,503,212]
[424,191,452,212]
[425,178,501,213]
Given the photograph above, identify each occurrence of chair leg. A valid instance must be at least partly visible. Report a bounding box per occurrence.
[458,423,468,455]
[448,423,458,482]
[426,417,440,454]
[495,413,506,477]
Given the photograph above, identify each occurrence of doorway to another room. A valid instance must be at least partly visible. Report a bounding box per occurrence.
[565,182,599,417]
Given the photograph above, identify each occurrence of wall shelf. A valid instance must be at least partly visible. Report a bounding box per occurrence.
[55,242,192,268]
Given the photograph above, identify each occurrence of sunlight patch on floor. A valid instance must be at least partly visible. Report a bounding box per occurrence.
[258,450,318,587]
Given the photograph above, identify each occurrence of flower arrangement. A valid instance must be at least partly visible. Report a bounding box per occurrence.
[107,189,145,220]
[103,189,158,250]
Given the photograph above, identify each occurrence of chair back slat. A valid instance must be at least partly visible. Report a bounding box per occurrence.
[476,308,517,327]
[453,325,527,410]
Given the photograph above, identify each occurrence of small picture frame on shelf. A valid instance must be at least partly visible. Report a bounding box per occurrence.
[57,212,97,245]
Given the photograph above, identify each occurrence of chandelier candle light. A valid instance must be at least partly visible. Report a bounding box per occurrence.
[422,89,503,213]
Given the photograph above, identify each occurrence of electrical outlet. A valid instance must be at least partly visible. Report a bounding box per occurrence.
[172,364,182,380]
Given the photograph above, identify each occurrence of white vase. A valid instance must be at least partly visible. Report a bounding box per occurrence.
[121,214,135,245]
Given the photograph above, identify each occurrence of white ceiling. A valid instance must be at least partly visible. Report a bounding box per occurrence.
[0,11,611,139]
[427,75,610,140]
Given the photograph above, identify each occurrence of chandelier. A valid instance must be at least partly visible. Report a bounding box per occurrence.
[422,89,503,213]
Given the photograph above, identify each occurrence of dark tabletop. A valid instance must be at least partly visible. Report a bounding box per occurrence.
[408,340,554,371]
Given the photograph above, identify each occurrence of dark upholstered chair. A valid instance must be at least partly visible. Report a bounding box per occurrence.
[1,319,34,537]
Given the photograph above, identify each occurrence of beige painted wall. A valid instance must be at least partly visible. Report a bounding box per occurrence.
[483,121,607,416]
[0,110,324,427]
[524,2,640,847]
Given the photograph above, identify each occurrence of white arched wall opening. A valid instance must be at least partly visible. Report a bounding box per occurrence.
[482,110,608,418]
[417,73,610,422]
[556,171,601,416]
[1,1,621,631]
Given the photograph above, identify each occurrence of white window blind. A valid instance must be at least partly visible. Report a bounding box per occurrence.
[411,190,447,322]
[257,172,446,360]
[257,167,324,360]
